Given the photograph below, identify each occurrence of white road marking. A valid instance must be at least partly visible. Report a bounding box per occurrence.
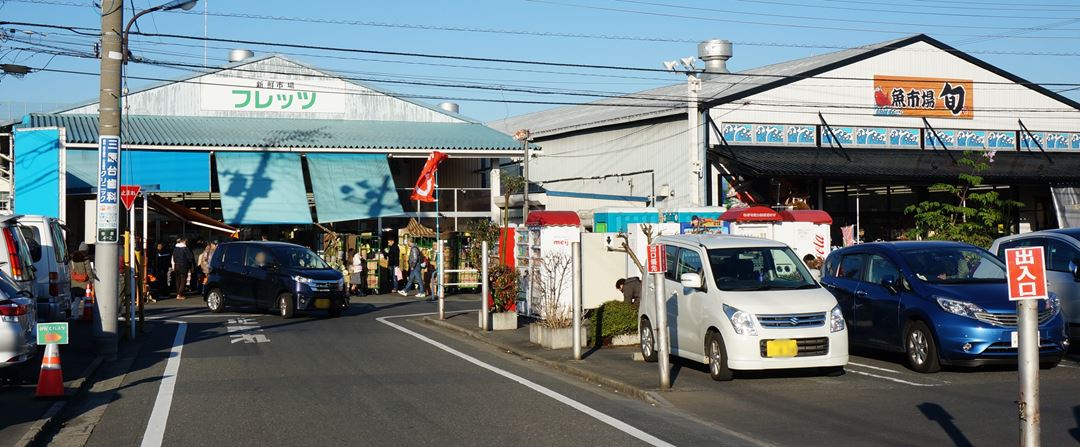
[378,313,686,447]
[140,321,187,447]
[148,314,253,320]
[847,361,902,374]
[847,369,938,387]
[1057,361,1079,369]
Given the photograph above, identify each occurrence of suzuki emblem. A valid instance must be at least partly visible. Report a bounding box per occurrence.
[789,317,800,326]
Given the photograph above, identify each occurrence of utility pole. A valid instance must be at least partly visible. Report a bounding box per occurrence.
[686,73,702,207]
[95,0,124,359]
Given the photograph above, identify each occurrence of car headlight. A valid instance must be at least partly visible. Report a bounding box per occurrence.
[723,304,757,336]
[935,296,985,319]
[292,275,314,286]
[830,304,846,333]
[336,278,345,291]
[1047,293,1061,316]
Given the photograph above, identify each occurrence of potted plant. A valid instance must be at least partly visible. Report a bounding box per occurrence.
[528,253,585,349]
[487,264,520,330]
[589,300,640,347]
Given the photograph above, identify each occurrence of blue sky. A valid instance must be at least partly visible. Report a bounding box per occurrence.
[2,0,1079,123]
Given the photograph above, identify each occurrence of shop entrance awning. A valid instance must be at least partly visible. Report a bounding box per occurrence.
[711,146,1080,183]
[147,194,237,235]
[719,206,782,223]
[306,153,404,223]
[215,152,313,225]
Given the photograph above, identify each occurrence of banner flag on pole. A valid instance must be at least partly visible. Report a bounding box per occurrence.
[411,151,448,203]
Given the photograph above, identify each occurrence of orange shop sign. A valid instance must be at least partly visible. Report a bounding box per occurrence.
[873,75,973,119]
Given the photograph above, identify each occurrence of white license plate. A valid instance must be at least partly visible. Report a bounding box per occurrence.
[1010,331,1018,348]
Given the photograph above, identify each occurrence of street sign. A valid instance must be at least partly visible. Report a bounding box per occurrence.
[36,322,69,345]
[1004,246,1048,301]
[647,244,666,274]
[96,135,120,243]
[120,185,141,210]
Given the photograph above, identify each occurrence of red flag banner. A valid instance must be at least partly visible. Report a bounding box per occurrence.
[411,151,448,202]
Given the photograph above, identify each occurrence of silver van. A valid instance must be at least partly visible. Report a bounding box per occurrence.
[991,229,1080,339]
[0,215,37,301]
[15,215,72,321]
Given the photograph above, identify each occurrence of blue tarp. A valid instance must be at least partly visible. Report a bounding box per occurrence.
[215,152,312,225]
[306,153,404,223]
[14,128,62,217]
[66,149,211,193]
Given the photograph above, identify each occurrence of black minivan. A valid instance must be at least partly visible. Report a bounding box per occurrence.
[204,241,347,318]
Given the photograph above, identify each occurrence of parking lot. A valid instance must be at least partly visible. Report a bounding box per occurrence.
[427,307,1080,447]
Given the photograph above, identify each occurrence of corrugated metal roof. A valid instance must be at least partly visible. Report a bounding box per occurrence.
[487,35,920,138]
[21,114,523,151]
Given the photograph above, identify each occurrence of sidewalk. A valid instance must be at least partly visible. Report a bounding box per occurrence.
[0,319,104,447]
[423,310,720,406]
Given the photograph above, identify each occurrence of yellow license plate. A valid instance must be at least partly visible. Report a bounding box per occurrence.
[766,339,798,357]
[314,298,330,310]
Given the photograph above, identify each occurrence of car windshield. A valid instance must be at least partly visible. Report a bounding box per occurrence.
[900,247,1006,284]
[272,246,330,269]
[708,247,818,291]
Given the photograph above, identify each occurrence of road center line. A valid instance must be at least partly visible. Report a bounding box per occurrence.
[140,321,187,447]
[377,313,680,447]
[847,369,938,387]
[847,361,903,374]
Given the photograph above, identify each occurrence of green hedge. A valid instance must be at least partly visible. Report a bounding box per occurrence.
[589,300,638,344]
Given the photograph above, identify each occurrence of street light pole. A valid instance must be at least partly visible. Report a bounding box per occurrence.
[95,0,198,358]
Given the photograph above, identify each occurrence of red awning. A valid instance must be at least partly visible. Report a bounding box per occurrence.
[526,211,581,227]
[147,194,238,235]
[719,206,782,223]
[779,210,833,224]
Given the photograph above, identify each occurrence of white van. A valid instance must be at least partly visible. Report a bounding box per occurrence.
[638,234,848,381]
[15,215,72,321]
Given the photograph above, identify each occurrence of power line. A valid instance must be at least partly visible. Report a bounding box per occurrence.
[7,0,1080,56]
[527,0,1080,39]
[832,0,1080,12]
[736,0,1080,18]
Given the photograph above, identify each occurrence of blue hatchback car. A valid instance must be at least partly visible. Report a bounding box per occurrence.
[821,241,1067,373]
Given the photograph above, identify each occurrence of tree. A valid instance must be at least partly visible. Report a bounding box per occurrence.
[904,150,1022,248]
[500,174,527,229]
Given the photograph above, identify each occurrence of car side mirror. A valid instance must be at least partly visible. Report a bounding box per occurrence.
[680,272,703,290]
[1070,258,1080,282]
[881,275,900,294]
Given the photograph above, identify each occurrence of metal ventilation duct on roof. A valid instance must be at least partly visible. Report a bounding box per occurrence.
[698,39,732,77]
[228,49,255,63]
[439,102,460,114]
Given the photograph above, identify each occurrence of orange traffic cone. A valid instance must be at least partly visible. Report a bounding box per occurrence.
[35,343,65,398]
[80,283,94,321]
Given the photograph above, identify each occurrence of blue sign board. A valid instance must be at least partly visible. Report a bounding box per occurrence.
[96,136,120,243]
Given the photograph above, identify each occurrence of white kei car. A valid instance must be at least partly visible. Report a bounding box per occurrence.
[638,234,849,381]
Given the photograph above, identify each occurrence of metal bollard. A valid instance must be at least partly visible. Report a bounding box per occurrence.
[438,239,446,320]
[481,241,490,331]
[572,241,582,360]
[654,271,670,389]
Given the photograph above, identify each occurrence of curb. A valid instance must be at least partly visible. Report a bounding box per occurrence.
[13,355,105,447]
[423,316,669,407]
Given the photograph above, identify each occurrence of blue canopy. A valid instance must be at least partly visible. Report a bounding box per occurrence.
[307,153,405,223]
[215,152,312,225]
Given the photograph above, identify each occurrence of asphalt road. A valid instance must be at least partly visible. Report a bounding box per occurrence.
[65,298,758,447]
[41,296,1080,447]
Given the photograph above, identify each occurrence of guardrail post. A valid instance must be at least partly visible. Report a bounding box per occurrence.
[481,241,490,331]
[572,241,582,360]
[438,239,446,320]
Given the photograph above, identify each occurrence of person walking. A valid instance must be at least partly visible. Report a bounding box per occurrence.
[69,242,93,303]
[197,241,217,294]
[398,240,426,298]
[349,249,367,296]
[171,237,194,300]
[383,239,401,293]
[151,242,171,295]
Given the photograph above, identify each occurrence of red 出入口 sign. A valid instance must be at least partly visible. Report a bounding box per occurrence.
[1004,246,1048,301]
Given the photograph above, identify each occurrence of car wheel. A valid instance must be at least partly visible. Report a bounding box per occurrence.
[278,293,295,319]
[905,320,941,373]
[1040,359,1061,370]
[328,300,343,318]
[822,366,845,377]
[707,332,734,381]
[206,288,224,313]
[639,317,658,363]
